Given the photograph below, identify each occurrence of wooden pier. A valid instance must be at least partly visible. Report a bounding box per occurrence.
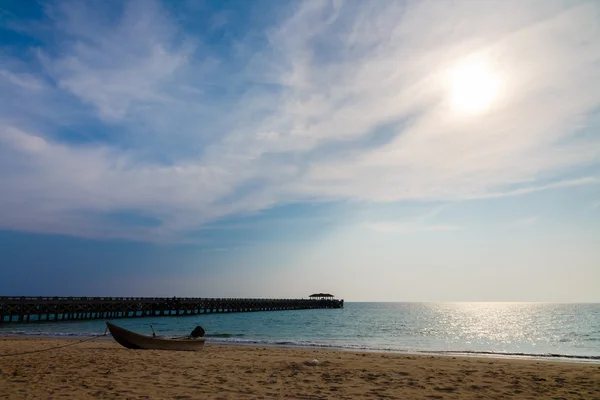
[0,296,344,323]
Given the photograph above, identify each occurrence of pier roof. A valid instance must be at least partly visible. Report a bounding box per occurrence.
[309,293,334,298]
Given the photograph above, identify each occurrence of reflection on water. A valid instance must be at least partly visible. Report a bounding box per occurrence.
[422,303,566,349]
[1,302,598,359]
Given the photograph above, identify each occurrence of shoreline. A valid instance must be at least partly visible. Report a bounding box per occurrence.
[1,333,599,364]
[1,336,596,366]
[1,337,599,399]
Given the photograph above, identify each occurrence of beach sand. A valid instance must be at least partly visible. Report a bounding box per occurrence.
[1,337,599,399]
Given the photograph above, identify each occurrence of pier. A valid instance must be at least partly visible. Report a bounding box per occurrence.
[0,296,344,323]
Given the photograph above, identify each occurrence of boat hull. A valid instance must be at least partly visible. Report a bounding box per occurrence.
[106,322,205,351]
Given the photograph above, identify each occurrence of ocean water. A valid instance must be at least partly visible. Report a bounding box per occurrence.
[1,303,599,361]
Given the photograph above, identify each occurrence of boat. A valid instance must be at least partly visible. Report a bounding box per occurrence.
[106,322,206,351]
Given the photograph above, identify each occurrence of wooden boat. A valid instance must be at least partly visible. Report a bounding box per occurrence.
[106,322,205,351]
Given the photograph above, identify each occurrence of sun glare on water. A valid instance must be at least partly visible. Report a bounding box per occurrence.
[449,60,501,114]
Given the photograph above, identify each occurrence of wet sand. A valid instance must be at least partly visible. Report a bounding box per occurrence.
[1,337,599,399]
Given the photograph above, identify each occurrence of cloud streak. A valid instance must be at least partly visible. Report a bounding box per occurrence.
[511,216,539,228]
[39,1,196,122]
[366,223,459,235]
[1,0,599,241]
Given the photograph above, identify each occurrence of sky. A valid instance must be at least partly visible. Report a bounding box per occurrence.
[0,0,599,301]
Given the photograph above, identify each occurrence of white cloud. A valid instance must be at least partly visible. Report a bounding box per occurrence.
[1,0,600,241]
[282,2,600,200]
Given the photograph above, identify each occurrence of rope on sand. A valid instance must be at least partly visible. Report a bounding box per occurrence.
[0,328,108,357]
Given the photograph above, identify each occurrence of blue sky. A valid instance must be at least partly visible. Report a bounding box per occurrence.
[1,0,599,301]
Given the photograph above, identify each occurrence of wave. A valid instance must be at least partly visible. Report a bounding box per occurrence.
[426,349,600,361]
[205,333,245,338]
[205,337,600,361]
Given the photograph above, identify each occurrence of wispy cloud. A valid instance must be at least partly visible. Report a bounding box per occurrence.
[38,1,197,122]
[1,0,599,241]
[0,70,45,91]
[511,215,539,228]
[364,204,458,234]
[366,222,459,234]
[472,177,600,200]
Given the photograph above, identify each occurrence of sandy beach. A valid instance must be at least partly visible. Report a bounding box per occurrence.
[0,337,599,399]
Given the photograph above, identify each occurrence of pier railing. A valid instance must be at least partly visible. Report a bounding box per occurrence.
[0,296,344,323]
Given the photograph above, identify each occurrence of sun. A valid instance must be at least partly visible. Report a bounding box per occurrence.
[449,60,500,114]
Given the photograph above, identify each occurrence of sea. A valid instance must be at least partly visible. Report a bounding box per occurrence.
[1,302,599,361]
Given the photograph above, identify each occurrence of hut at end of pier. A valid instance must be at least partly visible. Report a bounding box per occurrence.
[309,293,335,300]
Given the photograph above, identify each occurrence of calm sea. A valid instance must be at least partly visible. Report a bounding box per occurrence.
[1,303,599,361]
